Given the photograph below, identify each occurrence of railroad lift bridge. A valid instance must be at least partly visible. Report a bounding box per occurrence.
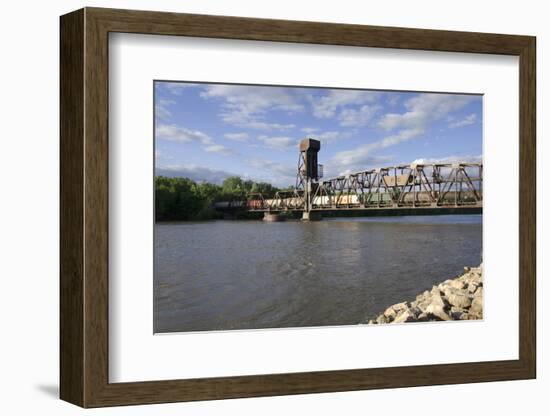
[215,138,483,221]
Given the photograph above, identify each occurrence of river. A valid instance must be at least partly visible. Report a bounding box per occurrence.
[154,215,482,333]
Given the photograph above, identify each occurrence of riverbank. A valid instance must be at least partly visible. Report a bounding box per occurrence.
[367,264,483,324]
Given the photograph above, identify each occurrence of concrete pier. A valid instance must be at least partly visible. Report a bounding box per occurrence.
[263,213,287,222]
[301,211,322,221]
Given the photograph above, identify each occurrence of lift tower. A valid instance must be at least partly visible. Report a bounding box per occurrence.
[296,138,323,221]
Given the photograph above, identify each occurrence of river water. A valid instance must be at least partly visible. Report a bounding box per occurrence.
[154,215,482,333]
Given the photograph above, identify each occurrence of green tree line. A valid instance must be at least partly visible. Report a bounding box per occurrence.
[155,176,281,221]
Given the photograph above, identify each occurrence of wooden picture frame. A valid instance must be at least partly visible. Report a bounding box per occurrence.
[60,7,536,408]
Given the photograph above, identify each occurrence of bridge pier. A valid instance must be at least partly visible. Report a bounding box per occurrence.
[302,211,322,221]
[263,212,286,222]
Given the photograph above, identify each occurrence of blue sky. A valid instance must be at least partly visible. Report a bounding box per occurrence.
[155,81,482,188]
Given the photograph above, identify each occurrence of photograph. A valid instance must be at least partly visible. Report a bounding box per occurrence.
[153,81,484,333]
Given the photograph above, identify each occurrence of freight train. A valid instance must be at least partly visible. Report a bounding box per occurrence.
[240,191,479,211]
[214,190,480,211]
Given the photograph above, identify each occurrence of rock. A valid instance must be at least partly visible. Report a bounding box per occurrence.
[445,288,472,309]
[416,300,430,313]
[416,312,430,322]
[416,292,428,303]
[426,304,451,321]
[430,291,447,309]
[430,286,442,297]
[450,307,468,320]
[467,282,480,293]
[449,279,467,290]
[468,271,482,284]
[392,302,408,312]
[471,265,482,274]
[394,309,415,323]
[451,312,466,320]
[366,264,483,324]
[470,290,483,316]
[467,312,482,320]
[383,306,397,321]
[409,306,422,318]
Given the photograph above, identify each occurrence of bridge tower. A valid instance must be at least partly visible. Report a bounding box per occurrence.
[297,138,323,221]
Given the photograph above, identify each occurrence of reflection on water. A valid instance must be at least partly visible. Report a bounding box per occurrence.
[154,215,482,333]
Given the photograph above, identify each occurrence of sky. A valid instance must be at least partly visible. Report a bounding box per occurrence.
[154,81,482,188]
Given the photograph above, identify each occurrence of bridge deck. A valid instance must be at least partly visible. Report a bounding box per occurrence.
[246,203,482,212]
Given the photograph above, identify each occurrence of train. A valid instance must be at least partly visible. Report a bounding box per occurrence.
[243,191,480,210]
[214,190,480,211]
[245,194,371,210]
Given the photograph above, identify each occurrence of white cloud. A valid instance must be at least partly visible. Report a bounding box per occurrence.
[204,144,234,156]
[378,93,475,131]
[200,84,302,130]
[449,113,477,128]
[155,99,175,121]
[328,128,423,174]
[156,164,236,184]
[217,108,295,130]
[156,124,213,145]
[155,149,173,160]
[411,154,482,165]
[338,104,380,127]
[156,124,234,156]
[309,130,352,144]
[324,154,395,178]
[320,93,479,176]
[386,95,400,107]
[157,161,294,187]
[376,128,425,148]
[316,131,344,143]
[201,84,303,112]
[311,90,379,118]
[323,93,479,176]
[160,82,201,95]
[258,135,298,150]
[224,132,249,141]
[247,158,296,187]
[301,127,319,134]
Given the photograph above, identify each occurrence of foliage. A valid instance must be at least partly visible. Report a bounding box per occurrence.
[220,176,279,198]
[155,176,281,221]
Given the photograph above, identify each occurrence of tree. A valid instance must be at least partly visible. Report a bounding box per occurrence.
[250,181,278,197]
[155,176,204,221]
[155,175,281,221]
[221,176,244,196]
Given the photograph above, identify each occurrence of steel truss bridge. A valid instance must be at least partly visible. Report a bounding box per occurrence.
[215,139,482,217]
[247,163,482,211]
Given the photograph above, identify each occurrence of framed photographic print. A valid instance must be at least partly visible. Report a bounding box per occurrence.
[60,7,536,407]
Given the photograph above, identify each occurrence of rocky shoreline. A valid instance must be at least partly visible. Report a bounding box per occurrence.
[368,264,483,324]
